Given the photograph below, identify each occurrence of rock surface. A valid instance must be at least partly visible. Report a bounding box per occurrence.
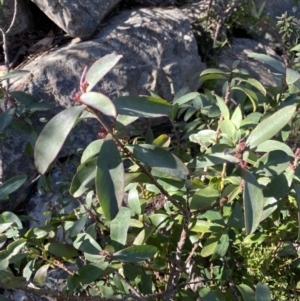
[30,0,121,38]
[220,38,282,88]
[0,0,33,36]
[1,6,204,210]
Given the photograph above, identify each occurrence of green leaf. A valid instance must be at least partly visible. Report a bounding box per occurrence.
[127,187,141,215]
[231,105,243,129]
[86,53,122,92]
[0,108,15,133]
[187,153,239,169]
[70,157,97,198]
[172,92,200,106]
[77,261,109,284]
[190,220,223,233]
[246,105,296,149]
[216,95,230,120]
[0,270,26,289]
[73,233,102,255]
[81,139,104,163]
[80,92,116,117]
[44,243,78,258]
[0,175,27,200]
[201,234,220,257]
[243,169,264,234]
[69,215,88,237]
[247,53,285,73]
[2,212,22,229]
[264,168,294,200]
[255,283,271,301]
[0,70,29,81]
[126,144,189,179]
[233,77,266,95]
[189,129,216,145]
[110,207,131,248]
[214,232,229,257]
[113,96,171,118]
[254,150,290,176]
[199,287,223,301]
[96,134,124,220]
[231,86,258,111]
[34,105,84,174]
[112,245,157,262]
[133,226,156,245]
[190,187,219,210]
[255,140,294,157]
[286,67,300,85]
[294,184,300,241]
[238,284,255,301]
[219,120,236,138]
[9,91,36,106]
[33,264,49,286]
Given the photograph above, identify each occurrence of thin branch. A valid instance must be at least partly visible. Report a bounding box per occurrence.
[5,0,18,35]
[115,272,146,301]
[164,210,190,300]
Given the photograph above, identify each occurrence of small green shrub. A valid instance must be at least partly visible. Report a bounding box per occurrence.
[2,49,300,300]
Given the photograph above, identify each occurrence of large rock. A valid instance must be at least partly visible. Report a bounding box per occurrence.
[0,0,33,36]
[254,0,299,20]
[30,0,121,38]
[1,6,205,210]
[220,38,282,88]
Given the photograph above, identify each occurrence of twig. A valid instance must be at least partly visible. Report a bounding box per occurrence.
[223,257,240,301]
[5,0,18,35]
[115,272,146,301]
[164,210,190,300]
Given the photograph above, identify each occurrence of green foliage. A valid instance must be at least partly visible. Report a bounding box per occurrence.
[2,50,300,301]
[4,6,300,300]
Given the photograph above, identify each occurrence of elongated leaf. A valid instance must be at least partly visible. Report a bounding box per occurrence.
[86,54,122,92]
[238,284,255,301]
[78,261,108,284]
[33,264,49,286]
[233,77,266,95]
[0,108,15,133]
[73,233,102,254]
[294,184,300,241]
[255,140,294,157]
[126,144,189,179]
[216,95,230,120]
[34,105,84,174]
[172,92,200,106]
[80,92,116,117]
[44,243,78,258]
[247,53,285,73]
[0,175,27,200]
[110,207,131,248]
[112,245,157,262]
[81,139,104,163]
[70,157,97,197]
[69,215,89,237]
[255,283,271,301]
[0,70,29,81]
[96,134,124,220]
[231,86,258,111]
[201,234,220,257]
[113,96,171,118]
[286,67,300,85]
[187,153,239,169]
[190,187,219,210]
[243,169,264,234]
[246,105,296,149]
